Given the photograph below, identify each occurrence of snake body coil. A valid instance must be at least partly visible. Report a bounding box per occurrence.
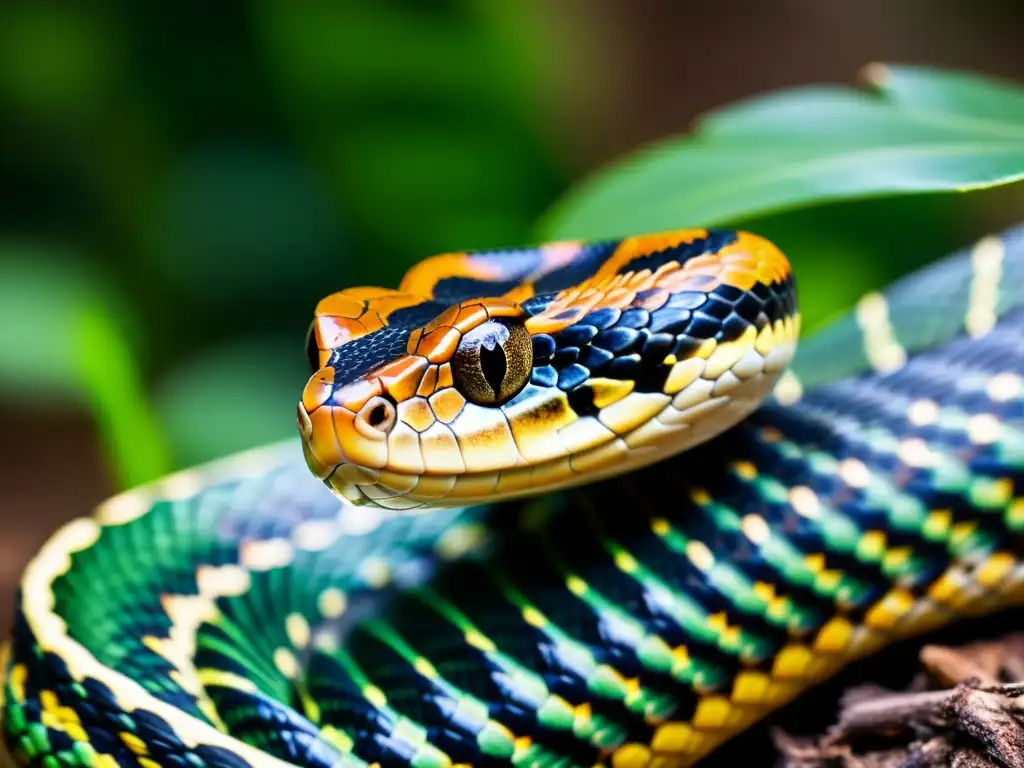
[4,225,1024,768]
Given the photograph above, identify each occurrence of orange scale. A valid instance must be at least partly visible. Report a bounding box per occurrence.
[416,365,439,397]
[452,303,490,332]
[559,291,602,316]
[429,388,467,424]
[361,314,388,335]
[526,314,577,336]
[503,283,534,304]
[370,294,428,321]
[332,407,388,469]
[597,287,637,310]
[297,403,313,441]
[308,405,343,468]
[602,230,707,274]
[422,304,462,335]
[314,292,366,319]
[579,276,608,296]
[406,327,424,355]
[398,398,436,433]
[400,253,484,296]
[656,271,692,292]
[536,297,567,316]
[684,253,722,269]
[301,437,333,481]
[556,286,584,305]
[377,356,430,402]
[728,260,761,276]
[317,316,369,349]
[624,269,654,289]
[481,298,524,319]
[653,261,681,278]
[302,367,336,413]
[756,263,784,284]
[753,245,791,272]
[774,262,794,282]
[418,326,463,364]
[335,377,383,410]
[437,363,453,389]
[720,268,759,292]
[603,273,627,291]
[628,275,657,295]
[721,252,758,267]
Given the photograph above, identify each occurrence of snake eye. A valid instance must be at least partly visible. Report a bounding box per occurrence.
[305,322,322,373]
[452,318,532,406]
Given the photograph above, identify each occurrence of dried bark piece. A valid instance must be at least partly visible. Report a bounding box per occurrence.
[774,633,1024,768]
[826,687,956,741]
[948,686,1024,768]
[951,745,1003,768]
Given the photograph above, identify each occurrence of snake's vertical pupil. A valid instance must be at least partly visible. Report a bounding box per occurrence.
[479,339,508,397]
[453,318,532,406]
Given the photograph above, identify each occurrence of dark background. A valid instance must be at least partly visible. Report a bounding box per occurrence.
[2,1,1024,762]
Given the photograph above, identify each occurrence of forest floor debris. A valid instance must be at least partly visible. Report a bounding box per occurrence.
[775,634,1024,768]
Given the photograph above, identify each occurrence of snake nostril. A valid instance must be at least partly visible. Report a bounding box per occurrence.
[355,396,397,440]
[368,404,387,427]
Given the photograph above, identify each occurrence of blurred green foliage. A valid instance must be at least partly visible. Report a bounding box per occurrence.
[0,1,570,486]
[2,5,1023,492]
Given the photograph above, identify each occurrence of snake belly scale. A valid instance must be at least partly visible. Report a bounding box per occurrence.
[3,225,1024,768]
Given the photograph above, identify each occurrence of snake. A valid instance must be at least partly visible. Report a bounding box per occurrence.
[4,223,1024,768]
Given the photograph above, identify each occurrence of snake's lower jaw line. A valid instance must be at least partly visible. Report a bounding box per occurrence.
[318,364,792,512]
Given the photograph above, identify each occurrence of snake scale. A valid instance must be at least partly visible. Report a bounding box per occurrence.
[4,223,1024,768]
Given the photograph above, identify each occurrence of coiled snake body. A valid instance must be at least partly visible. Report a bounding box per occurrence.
[4,225,1024,768]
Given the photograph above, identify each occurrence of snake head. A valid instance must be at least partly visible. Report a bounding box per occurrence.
[298,229,799,511]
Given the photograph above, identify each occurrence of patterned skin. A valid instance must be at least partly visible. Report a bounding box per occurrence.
[3,226,1024,768]
[300,230,797,509]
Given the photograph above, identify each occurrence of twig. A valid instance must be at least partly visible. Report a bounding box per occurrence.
[775,634,1024,768]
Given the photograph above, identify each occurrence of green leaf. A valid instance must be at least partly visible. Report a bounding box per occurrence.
[0,244,127,400]
[0,241,170,488]
[74,302,172,489]
[864,62,1024,129]
[538,64,1024,241]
